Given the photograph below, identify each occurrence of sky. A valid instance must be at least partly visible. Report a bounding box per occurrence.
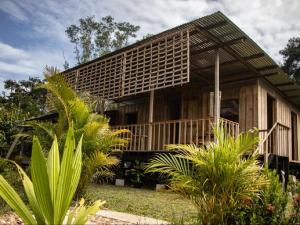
[0,0,299,91]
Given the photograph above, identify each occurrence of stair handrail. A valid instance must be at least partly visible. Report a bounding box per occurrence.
[253,122,278,156]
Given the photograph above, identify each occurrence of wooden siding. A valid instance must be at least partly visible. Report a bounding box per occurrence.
[116,83,258,132]
[257,79,300,161]
[113,79,300,162]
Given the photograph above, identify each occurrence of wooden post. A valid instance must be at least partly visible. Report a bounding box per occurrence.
[148,90,154,150]
[214,49,220,143]
[214,49,220,125]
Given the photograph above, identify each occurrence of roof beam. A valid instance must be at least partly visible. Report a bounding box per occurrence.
[275,82,295,87]
[190,20,228,36]
[281,89,300,93]
[257,65,278,71]
[191,53,265,72]
[191,36,246,55]
[220,72,278,84]
[195,25,265,77]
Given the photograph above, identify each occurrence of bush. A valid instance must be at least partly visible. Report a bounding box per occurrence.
[232,170,288,225]
[287,177,300,225]
[146,126,268,225]
[0,158,26,215]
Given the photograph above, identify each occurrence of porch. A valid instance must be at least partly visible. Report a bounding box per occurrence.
[112,118,239,151]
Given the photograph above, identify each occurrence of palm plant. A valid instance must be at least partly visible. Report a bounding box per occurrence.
[23,67,127,194]
[146,125,268,225]
[0,127,103,225]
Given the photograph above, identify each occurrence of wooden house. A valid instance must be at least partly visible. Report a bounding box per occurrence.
[63,11,300,176]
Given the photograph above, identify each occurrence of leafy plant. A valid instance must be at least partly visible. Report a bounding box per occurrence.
[232,170,288,225]
[0,107,23,157]
[23,68,128,195]
[146,125,268,225]
[125,160,145,187]
[0,127,103,224]
[287,177,300,225]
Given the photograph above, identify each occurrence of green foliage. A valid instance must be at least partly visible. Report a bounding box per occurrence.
[146,125,268,225]
[0,77,47,117]
[0,107,23,156]
[125,160,145,186]
[65,15,140,64]
[24,69,127,195]
[287,177,300,225]
[0,157,27,214]
[0,127,104,224]
[280,37,300,82]
[232,170,288,225]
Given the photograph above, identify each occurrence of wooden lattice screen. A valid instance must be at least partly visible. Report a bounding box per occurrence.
[63,29,190,100]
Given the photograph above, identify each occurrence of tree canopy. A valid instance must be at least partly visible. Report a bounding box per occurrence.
[0,77,47,117]
[279,37,300,82]
[65,16,140,65]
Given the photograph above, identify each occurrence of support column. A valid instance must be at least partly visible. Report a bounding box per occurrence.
[147,90,154,150]
[214,49,220,125]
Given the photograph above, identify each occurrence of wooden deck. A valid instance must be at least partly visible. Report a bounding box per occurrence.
[112,118,239,151]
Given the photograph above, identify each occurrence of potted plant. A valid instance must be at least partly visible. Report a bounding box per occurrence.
[125,160,144,188]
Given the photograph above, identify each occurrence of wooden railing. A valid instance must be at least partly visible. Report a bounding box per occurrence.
[112,118,239,151]
[256,122,290,164]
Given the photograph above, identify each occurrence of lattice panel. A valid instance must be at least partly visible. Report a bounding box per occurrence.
[63,30,190,99]
[63,70,77,89]
[123,30,189,96]
[76,54,123,99]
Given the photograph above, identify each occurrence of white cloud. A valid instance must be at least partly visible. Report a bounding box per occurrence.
[0,42,30,60]
[0,0,28,21]
[0,42,65,81]
[0,0,299,86]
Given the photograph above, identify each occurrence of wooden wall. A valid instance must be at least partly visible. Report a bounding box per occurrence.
[114,80,300,163]
[117,83,258,131]
[116,95,178,124]
[257,79,300,161]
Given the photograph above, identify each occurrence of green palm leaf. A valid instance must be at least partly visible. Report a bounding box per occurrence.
[31,136,54,224]
[0,176,37,225]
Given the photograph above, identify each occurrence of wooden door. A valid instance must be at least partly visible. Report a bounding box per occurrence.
[291,112,298,161]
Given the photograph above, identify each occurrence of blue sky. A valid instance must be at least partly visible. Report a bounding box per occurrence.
[0,0,299,91]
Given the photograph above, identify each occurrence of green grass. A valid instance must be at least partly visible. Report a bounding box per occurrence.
[85,184,198,223]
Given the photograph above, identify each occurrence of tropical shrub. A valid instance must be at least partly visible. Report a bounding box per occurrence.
[287,178,300,225]
[23,68,127,194]
[0,157,26,214]
[125,160,145,188]
[0,127,103,224]
[232,170,288,225]
[0,107,23,157]
[146,125,268,225]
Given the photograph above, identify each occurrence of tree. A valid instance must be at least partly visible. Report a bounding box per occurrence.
[0,107,22,156]
[0,77,47,117]
[66,16,140,64]
[279,37,300,82]
[146,125,268,224]
[24,69,127,194]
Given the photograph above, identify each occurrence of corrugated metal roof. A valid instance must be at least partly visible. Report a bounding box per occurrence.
[64,11,300,108]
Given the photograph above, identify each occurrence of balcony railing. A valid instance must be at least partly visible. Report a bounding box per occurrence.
[111,118,239,151]
[257,122,290,160]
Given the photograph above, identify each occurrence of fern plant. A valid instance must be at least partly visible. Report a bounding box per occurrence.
[0,127,104,225]
[146,125,268,225]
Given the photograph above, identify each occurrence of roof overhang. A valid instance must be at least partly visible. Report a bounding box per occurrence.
[62,11,300,108]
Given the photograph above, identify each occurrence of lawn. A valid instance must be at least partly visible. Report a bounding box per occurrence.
[85,184,198,223]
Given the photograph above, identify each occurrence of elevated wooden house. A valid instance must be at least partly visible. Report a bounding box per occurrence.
[63,11,300,175]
